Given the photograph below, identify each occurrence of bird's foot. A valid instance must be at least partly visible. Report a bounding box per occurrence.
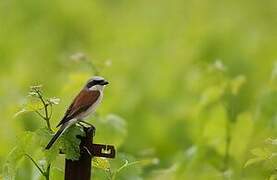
[78,120,96,136]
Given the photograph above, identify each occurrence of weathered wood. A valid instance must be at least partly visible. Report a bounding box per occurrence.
[64,127,94,180]
[64,126,116,180]
[90,144,115,158]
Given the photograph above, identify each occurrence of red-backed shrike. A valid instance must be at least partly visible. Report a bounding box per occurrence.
[45,76,109,149]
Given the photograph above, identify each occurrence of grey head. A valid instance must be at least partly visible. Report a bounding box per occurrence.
[86,76,109,89]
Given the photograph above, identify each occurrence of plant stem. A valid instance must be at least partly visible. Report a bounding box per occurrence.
[111,160,142,180]
[27,88,53,180]
[224,119,231,171]
[45,164,51,180]
[35,89,52,131]
[45,116,52,132]
[25,154,45,176]
[86,60,100,75]
[35,110,46,120]
[36,91,52,179]
[104,170,113,180]
[25,154,52,180]
[49,104,53,119]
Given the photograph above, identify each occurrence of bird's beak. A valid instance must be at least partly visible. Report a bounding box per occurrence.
[101,80,109,85]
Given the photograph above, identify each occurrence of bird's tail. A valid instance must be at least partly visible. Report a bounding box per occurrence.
[45,123,68,150]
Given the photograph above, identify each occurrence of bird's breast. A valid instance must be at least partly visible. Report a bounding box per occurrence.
[77,92,103,119]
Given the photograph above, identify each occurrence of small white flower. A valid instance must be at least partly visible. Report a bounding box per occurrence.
[214,59,226,71]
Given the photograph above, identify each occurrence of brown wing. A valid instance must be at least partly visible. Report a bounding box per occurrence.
[56,90,101,127]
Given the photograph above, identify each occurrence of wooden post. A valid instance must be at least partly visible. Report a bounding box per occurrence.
[64,127,94,180]
[64,127,116,180]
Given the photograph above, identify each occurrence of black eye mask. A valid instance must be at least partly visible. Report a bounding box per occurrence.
[87,80,104,88]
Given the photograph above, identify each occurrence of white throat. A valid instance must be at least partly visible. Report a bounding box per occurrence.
[89,85,104,92]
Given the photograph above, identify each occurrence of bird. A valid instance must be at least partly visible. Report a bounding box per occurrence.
[45,76,109,150]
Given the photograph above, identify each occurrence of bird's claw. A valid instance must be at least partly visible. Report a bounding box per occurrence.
[78,121,96,136]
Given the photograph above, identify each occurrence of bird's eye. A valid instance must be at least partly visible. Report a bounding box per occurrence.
[87,81,95,88]
[95,80,104,84]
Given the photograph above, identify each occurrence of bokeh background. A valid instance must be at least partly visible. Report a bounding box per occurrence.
[1,0,277,179]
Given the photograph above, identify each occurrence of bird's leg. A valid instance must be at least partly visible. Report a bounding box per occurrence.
[77,122,86,128]
[77,120,96,136]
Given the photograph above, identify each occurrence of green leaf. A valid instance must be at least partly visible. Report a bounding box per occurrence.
[17,131,37,153]
[49,167,64,180]
[251,148,270,158]
[36,128,53,147]
[3,132,36,179]
[108,153,146,179]
[92,154,157,179]
[61,125,85,160]
[3,147,25,179]
[147,164,177,180]
[94,114,127,147]
[269,174,277,180]
[266,138,277,145]
[25,98,44,111]
[135,158,160,167]
[93,157,111,171]
[14,98,44,118]
[13,108,30,118]
[230,75,246,95]
[116,158,159,174]
[36,128,60,163]
[244,148,272,168]
[199,85,226,107]
[244,157,264,168]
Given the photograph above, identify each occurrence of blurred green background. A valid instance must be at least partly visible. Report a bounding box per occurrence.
[1,0,277,179]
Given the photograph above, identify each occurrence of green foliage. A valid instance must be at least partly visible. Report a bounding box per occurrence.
[4,86,61,180]
[94,114,127,147]
[245,139,277,169]
[92,114,156,179]
[1,0,277,179]
[93,153,159,180]
[3,132,36,179]
[15,86,48,116]
[93,157,111,171]
[3,60,132,179]
[60,125,85,160]
[3,147,24,179]
[35,128,60,163]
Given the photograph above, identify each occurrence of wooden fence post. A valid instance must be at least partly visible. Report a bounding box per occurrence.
[64,127,93,180]
[64,127,116,180]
